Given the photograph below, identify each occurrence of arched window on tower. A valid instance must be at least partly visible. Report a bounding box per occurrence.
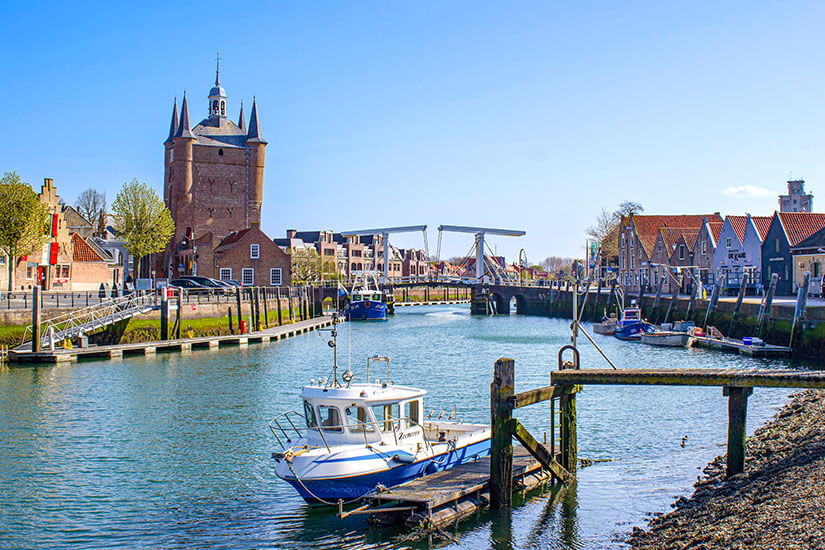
[220,101,225,116]
[212,100,218,114]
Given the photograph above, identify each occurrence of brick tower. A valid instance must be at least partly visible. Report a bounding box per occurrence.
[162,60,267,277]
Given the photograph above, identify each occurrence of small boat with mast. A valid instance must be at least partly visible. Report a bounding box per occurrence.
[343,271,390,321]
[270,313,491,504]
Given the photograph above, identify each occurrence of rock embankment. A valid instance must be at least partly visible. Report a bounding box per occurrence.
[628,390,825,550]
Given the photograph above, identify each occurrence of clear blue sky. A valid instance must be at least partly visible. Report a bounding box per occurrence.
[2,1,824,261]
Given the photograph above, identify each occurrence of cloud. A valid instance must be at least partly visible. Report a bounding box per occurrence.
[721,185,775,198]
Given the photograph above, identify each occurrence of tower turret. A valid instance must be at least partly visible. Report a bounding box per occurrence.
[246,98,267,226]
[173,92,197,207]
[208,55,227,119]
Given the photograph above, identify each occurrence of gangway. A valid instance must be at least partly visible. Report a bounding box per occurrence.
[18,292,159,351]
[341,225,428,282]
[436,225,526,283]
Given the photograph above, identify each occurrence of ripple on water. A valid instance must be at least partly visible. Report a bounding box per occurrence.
[0,307,805,549]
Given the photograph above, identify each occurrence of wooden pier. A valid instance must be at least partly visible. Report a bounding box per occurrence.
[690,335,791,357]
[341,445,553,528]
[7,316,334,364]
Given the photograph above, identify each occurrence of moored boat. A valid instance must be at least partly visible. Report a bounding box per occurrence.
[270,316,490,504]
[614,306,655,341]
[593,315,617,335]
[640,330,693,347]
[344,271,389,321]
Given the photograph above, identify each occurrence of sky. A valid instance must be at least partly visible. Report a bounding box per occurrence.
[2,1,825,262]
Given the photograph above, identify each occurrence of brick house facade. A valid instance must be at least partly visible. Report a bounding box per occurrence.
[213,226,290,287]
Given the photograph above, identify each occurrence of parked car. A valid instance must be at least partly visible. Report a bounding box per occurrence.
[169,279,212,295]
[179,276,234,295]
[224,279,241,287]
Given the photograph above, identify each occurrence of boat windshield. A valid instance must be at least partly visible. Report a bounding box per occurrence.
[318,406,343,432]
[303,401,317,428]
[345,405,374,433]
[625,310,640,320]
[372,403,401,432]
[373,294,381,301]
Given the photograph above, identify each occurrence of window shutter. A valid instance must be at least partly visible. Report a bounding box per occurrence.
[49,243,59,265]
[51,214,59,237]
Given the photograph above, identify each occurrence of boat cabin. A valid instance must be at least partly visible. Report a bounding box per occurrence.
[620,307,641,323]
[299,383,426,447]
[352,290,383,303]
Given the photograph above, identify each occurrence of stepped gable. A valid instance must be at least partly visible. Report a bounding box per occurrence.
[776,212,825,246]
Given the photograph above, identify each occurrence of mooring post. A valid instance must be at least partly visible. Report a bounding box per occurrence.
[560,387,578,472]
[756,273,778,338]
[651,280,664,321]
[228,306,234,335]
[789,271,810,349]
[254,287,262,331]
[606,279,617,318]
[262,288,270,328]
[32,286,41,353]
[276,288,283,326]
[490,357,515,510]
[235,287,243,331]
[176,289,183,339]
[686,274,699,321]
[728,275,749,334]
[703,277,721,330]
[160,289,169,340]
[664,272,679,324]
[724,386,753,477]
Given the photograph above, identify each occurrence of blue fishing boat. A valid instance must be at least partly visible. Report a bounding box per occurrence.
[270,316,490,504]
[614,305,656,341]
[344,271,388,321]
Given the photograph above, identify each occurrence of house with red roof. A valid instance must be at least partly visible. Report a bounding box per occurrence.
[762,212,825,295]
[211,225,291,287]
[712,214,772,294]
[618,213,723,293]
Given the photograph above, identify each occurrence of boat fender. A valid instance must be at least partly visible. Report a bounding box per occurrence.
[392,453,415,464]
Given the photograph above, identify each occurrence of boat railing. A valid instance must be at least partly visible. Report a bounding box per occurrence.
[269,411,426,453]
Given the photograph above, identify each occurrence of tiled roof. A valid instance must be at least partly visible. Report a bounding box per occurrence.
[629,214,722,255]
[751,216,773,240]
[214,228,252,253]
[660,227,684,253]
[727,215,749,242]
[792,226,825,251]
[708,221,724,244]
[192,117,248,148]
[71,233,107,262]
[776,212,825,247]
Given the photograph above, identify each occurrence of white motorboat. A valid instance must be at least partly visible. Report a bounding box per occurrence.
[270,316,490,504]
[640,330,693,347]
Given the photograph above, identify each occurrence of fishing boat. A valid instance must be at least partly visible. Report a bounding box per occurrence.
[593,314,617,335]
[614,305,656,341]
[640,330,693,347]
[270,315,491,504]
[344,271,389,321]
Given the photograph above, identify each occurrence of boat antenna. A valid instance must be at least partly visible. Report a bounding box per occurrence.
[331,312,340,387]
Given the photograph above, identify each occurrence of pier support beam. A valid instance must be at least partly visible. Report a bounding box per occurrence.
[724,386,752,477]
[560,387,577,472]
[490,358,514,509]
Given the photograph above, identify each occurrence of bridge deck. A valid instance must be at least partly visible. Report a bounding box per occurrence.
[550,368,825,388]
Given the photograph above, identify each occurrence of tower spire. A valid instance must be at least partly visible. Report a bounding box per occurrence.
[246,97,267,143]
[165,97,179,144]
[215,51,221,85]
[238,100,246,131]
[175,92,196,140]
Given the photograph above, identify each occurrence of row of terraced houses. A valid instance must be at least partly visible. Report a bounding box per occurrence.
[616,180,825,296]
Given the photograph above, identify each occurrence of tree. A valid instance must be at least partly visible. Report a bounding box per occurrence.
[587,201,644,264]
[111,179,174,278]
[75,188,106,235]
[290,248,322,284]
[0,172,49,291]
[538,256,574,276]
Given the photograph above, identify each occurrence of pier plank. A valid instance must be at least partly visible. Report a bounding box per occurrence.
[551,368,825,389]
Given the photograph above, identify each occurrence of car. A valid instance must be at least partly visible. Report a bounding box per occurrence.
[169,279,212,295]
[179,276,234,294]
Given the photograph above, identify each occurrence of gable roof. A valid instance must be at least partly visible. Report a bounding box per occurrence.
[792,225,825,251]
[726,215,749,242]
[71,233,107,262]
[708,221,723,244]
[214,228,253,253]
[776,212,825,247]
[751,216,773,240]
[628,214,723,255]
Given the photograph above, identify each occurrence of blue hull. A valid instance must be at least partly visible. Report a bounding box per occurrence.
[345,300,388,321]
[284,438,490,503]
[615,321,655,340]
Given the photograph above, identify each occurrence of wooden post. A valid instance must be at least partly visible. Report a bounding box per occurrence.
[652,280,664,321]
[757,273,778,338]
[235,287,243,332]
[228,306,234,335]
[490,358,514,509]
[606,279,617,317]
[160,290,169,340]
[262,288,270,329]
[724,386,753,477]
[728,275,749,334]
[789,271,810,349]
[593,279,602,321]
[254,287,262,331]
[288,289,295,322]
[663,271,678,324]
[560,387,577,472]
[176,289,183,339]
[32,286,41,353]
[685,278,698,321]
[276,288,283,326]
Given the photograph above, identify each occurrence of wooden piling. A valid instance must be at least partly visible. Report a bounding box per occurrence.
[790,271,811,349]
[32,286,41,353]
[176,289,183,339]
[160,290,169,340]
[276,288,283,326]
[703,278,721,330]
[756,273,778,338]
[606,279,617,317]
[235,287,243,332]
[560,387,577,472]
[685,277,698,320]
[663,277,678,324]
[228,306,234,335]
[651,281,664,321]
[727,275,749,334]
[262,289,270,328]
[254,287,262,331]
[490,358,515,509]
[724,386,753,477]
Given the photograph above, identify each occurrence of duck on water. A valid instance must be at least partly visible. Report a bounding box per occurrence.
[270,314,491,504]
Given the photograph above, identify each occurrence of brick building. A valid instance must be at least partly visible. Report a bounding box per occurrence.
[213,226,290,287]
[163,61,266,278]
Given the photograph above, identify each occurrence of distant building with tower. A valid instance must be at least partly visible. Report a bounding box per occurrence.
[779,179,813,213]
[162,59,268,279]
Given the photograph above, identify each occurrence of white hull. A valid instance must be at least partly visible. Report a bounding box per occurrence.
[640,331,692,347]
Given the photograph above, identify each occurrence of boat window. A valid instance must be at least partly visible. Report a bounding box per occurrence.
[373,294,382,301]
[318,406,343,432]
[372,403,400,432]
[345,406,374,432]
[303,401,318,429]
[403,400,420,426]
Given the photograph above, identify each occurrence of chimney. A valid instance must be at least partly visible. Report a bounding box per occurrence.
[287,229,297,239]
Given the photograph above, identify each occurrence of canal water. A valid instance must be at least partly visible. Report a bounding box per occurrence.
[0,305,799,549]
